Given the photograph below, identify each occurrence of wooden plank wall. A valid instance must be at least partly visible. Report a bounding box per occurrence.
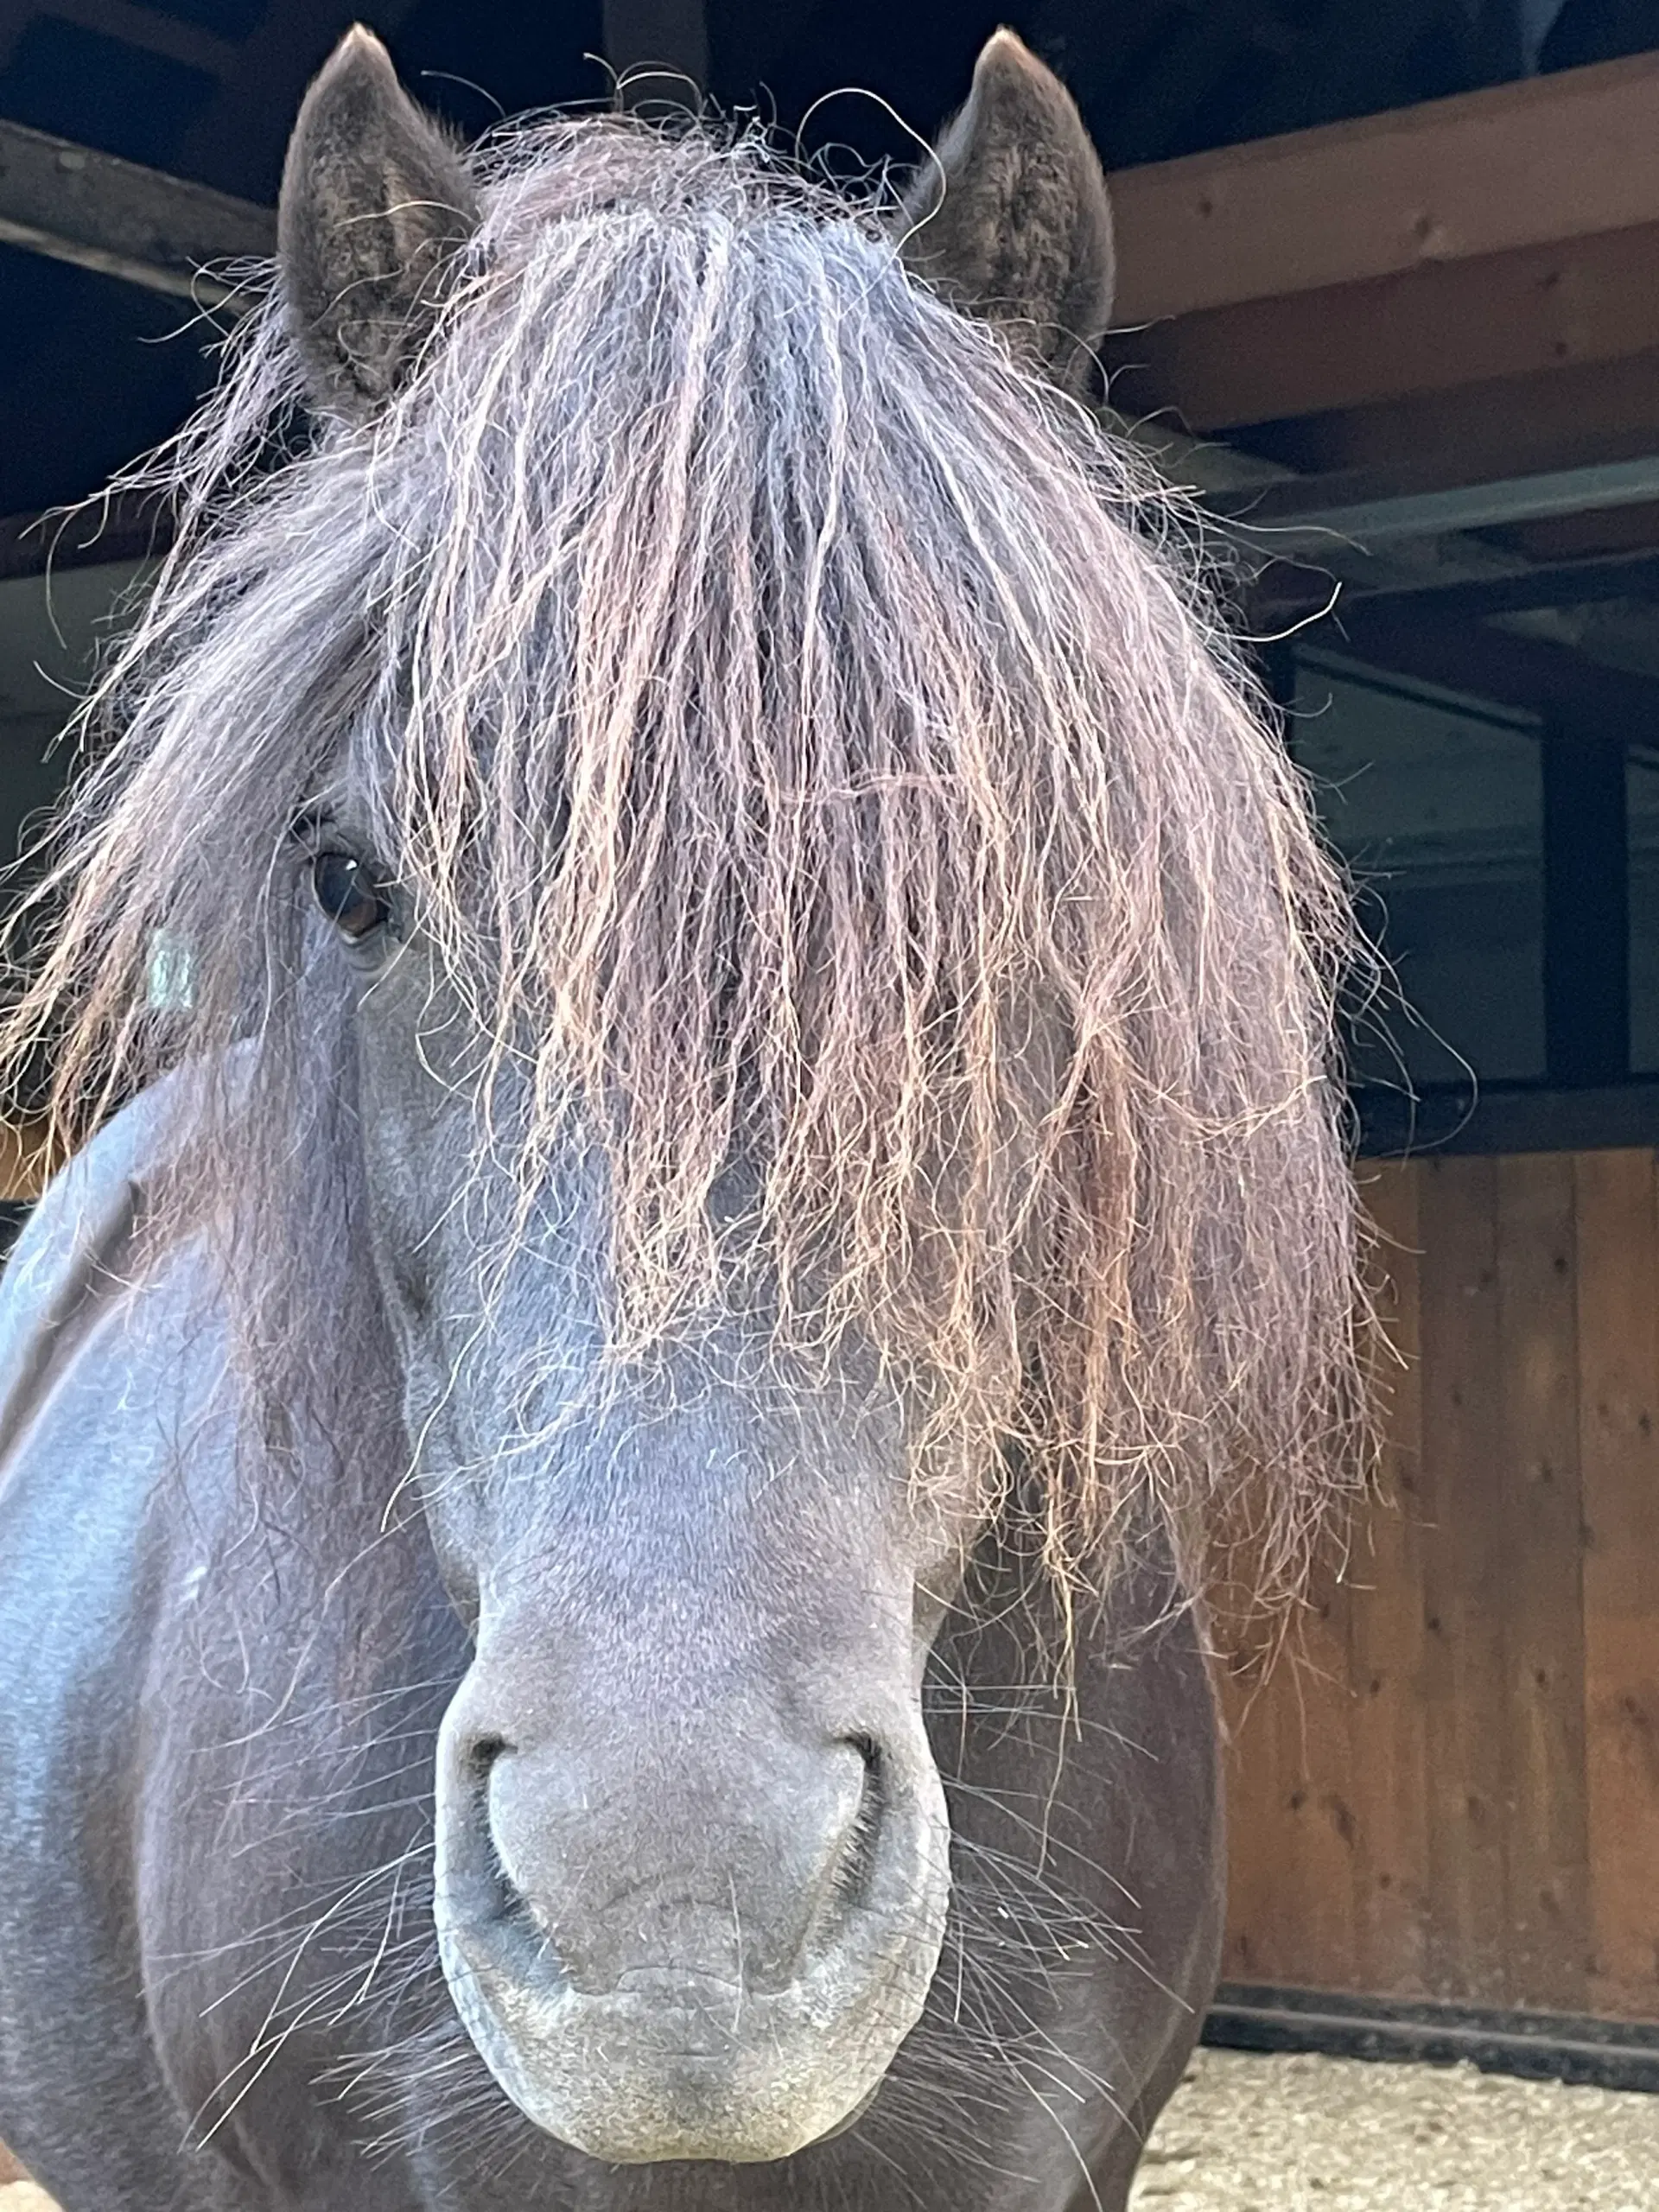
[1224,1150,1659,2023]
[0,1124,48,1204]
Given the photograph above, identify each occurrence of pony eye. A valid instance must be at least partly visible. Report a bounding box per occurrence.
[311,849,390,941]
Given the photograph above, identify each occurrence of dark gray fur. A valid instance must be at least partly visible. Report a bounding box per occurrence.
[277,27,480,418]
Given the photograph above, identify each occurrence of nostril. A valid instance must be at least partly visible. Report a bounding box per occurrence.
[466,1732,512,1787]
[831,1734,886,1910]
[844,1733,881,1777]
[456,1733,550,1956]
[461,1733,520,1904]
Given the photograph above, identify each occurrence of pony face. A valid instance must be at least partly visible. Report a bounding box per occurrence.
[331,908,967,2164]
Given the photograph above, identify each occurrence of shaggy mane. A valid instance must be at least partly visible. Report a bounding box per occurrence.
[2,118,1366,1597]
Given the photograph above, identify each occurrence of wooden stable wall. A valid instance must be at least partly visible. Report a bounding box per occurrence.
[0,1124,47,1205]
[1224,1150,1659,2024]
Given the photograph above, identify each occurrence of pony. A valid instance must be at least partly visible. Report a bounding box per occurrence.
[0,27,1362,2209]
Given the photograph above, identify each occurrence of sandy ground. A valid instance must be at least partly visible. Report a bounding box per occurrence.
[0,2052,1652,2207]
[1130,2048,1659,2211]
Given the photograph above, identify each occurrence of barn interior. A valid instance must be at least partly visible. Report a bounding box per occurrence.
[1,0,1656,2095]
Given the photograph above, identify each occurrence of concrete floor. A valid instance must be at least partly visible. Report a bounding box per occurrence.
[1130,2048,1659,2211]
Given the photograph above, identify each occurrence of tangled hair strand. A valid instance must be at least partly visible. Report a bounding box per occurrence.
[2,118,1367,1601]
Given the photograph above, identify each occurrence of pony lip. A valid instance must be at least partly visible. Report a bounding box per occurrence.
[435,1923,940,2164]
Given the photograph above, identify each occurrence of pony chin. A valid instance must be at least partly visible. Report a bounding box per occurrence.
[435,1885,950,2164]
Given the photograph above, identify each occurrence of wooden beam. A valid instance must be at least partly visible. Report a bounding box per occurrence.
[1106,52,1659,457]
[0,118,273,302]
[1242,351,1659,484]
[1354,1080,1659,1158]
[1336,601,1659,741]
[1110,50,1659,327]
[1113,219,1659,430]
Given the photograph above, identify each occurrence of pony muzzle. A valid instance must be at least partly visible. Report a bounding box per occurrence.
[431,1702,951,2162]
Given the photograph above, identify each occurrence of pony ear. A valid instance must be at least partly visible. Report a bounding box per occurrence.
[899,29,1115,391]
[277,26,480,421]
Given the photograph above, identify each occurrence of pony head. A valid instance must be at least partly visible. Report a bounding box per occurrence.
[8,26,1361,2164]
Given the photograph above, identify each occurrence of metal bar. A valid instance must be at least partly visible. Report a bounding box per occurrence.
[1543,727,1630,1087]
[1337,601,1659,734]
[1230,454,1659,556]
[1353,1077,1659,1158]
[0,493,173,582]
[0,117,274,303]
[1205,1983,1659,2091]
[1350,549,1659,619]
